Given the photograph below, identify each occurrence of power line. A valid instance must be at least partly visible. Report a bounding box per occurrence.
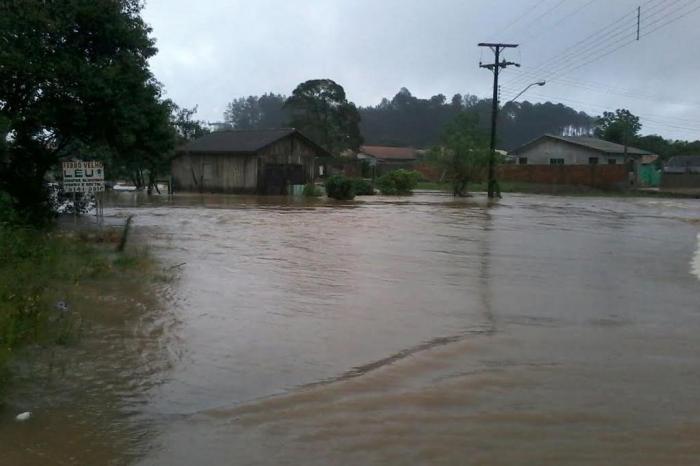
[505,0,671,88]
[503,0,571,43]
[504,0,669,89]
[542,0,698,80]
[504,0,700,93]
[507,68,700,108]
[500,86,700,133]
[639,0,700,38]
[517,0,601,45]
[491,0,550,41]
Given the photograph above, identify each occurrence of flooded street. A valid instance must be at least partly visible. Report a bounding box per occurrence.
[3,192,700,465]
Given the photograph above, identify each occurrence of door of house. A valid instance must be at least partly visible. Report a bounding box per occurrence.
[263,164,305,195]
[263,164,287,195]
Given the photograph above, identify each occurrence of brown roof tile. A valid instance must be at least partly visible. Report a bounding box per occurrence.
[359,145,417,161]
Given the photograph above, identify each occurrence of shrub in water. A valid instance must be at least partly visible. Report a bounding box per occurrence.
[302,182,321,197]
[376,169,421,195]
[324,175,356,200]
[353,179,375,196]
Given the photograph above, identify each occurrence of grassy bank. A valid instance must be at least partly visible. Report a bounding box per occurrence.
[0,224,152,401]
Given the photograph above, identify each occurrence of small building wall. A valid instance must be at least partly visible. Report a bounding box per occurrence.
[171,153,258,193]
[256,135,316,187]
[517,139,624,165]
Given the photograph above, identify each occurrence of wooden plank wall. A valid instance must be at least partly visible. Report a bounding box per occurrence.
[171,153,258,193]
[171,134,317,193]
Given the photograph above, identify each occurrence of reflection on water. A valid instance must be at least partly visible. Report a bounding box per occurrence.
[692,233,700,281]
[4,192,700,465]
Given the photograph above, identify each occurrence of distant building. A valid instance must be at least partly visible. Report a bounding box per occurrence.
[357,145,417,166]
[663,155,700,174]
[171,128,329,195]
[511,134,656,166]
[661,155,700,191]
[356,145,418,176]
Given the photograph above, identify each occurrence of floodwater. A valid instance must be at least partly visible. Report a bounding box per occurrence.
[2,192,700,465]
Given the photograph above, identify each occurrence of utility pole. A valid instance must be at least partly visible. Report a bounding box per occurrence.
[478,43,519,198]
[637,6,641,41]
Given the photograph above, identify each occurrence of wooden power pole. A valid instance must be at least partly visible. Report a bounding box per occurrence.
[478,43,519,199]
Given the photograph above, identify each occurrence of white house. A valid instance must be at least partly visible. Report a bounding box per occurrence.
[512,134,656,166]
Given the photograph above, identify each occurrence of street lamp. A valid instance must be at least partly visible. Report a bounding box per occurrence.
[506,81,546,105]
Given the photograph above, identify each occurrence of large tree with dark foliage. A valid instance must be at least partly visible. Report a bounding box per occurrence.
[595,109,642,145]
[284,79,362,154]
[0,0,174,223]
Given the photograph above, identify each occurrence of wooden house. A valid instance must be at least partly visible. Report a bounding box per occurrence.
[171,128,329,194]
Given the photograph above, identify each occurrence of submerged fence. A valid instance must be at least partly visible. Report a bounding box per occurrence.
[497,165,628,190]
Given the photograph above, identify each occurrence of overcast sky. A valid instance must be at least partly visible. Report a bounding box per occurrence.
[142,0,700,141]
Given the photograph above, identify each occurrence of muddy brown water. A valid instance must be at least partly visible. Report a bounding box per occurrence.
[2,192,700,465]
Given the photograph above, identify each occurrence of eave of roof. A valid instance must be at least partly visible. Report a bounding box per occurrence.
[359,145,417,160]
[175,128,331,157]
[513,134,655,157]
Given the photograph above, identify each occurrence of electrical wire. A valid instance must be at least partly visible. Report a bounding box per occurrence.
[490,0,550,42]
[506,67,700,108]
[538,0,699,82]
[500,86,700,133]
[505,0,674,89]
[502,0,571,43]
[517,0,601,45]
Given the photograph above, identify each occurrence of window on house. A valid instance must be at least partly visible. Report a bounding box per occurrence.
[550,158,565,165]
[518,157,528,165]
[589,157,599,165]
[608,159,618,165]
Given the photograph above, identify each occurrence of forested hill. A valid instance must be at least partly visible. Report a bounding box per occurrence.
[358,88,595,150]
[221,88,596,151]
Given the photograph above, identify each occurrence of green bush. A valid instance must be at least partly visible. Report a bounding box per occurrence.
[302,182,322,197]
[324,175,356,200]
[0,191,19,226]
[376,169,421,195]
[353,179,375,196]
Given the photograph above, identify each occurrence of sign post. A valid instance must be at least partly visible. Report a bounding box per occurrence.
[62,161,105,219]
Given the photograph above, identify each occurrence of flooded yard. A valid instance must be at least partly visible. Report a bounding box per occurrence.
[3,192,700,465]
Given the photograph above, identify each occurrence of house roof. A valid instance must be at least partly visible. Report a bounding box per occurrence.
[513,134,656,157]
[176,128,330,156]
[359,145,417,161]
[666,155,700,167]
[664,155,700,173]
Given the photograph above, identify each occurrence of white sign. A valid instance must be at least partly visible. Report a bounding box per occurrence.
[62,161,105,193]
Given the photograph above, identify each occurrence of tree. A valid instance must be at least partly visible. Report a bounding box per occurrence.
[223,93,289,130]
[284,79,362,154]
[171,104,210,143]
[0,0,173,223]
[595,109,641,145]
[358,89,594,150]
[434,112,490,197]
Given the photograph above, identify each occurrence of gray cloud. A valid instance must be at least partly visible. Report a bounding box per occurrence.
[143,0,700,140]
